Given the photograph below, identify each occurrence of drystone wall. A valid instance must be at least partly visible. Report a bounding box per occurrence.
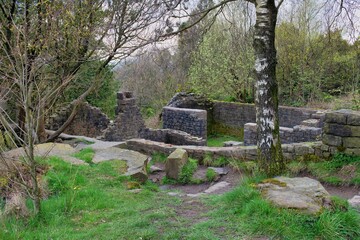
[322,109,360,156]
[162,106,207,139]
[125,139,338,162]
[104,92,145,141]
[163,93,326,144]
[140,128,206,146]
[212,101,324,128]
[47,102,110,138]
[244,122,322,145]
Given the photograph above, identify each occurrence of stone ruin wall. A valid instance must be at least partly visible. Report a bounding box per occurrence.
[127,109,360,159]
[162,93,326,145]
[139,128,206,146]
[243,119,323,146]
[162,106,207,139]
[213,102,325,129]
[46,92,208,145]
[46,102,110,138]
[104,92,145,141]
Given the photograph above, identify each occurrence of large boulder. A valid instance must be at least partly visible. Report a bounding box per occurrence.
[257,177,331,215]
[165,148,188,180]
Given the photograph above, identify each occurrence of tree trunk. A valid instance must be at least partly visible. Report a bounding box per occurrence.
[253,0,284,176]
[37,103,47,143]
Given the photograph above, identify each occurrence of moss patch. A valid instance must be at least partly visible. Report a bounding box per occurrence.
[261,178,287,187]
[126,181,141,190]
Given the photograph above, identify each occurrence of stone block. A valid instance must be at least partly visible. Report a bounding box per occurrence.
[349,125,360,137]
[165,148,188,179]
[347,112,360,126]
[344,148,360,156]
[283,153,294,160]
[323,123,352,137]
[320,144,329,151]
[294,144,312,155]
[314,148,323,157]
[343,137,360,148]
[325,112,347,124]
[311,112,326,119]
[322,134,342,147]
[282,144,295,153]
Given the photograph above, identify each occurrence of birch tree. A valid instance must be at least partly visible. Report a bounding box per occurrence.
[242,0,285,176]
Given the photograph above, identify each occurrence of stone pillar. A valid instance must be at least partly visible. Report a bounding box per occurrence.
[104,91,145,141]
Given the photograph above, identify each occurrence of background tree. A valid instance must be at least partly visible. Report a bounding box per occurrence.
[188,1,255,102]
[0,0,183,215]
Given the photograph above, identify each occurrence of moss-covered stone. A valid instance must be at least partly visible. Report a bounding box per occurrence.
[323,123,352,137]
[325,112,347,124]
[261,178,287,187]
[343,137,360,148]
[344,148,360,156]
[322,134,342,147]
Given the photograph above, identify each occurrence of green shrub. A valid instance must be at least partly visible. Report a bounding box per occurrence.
[161,176,177,185]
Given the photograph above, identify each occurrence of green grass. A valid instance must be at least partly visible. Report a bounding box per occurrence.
[207,177,360,240]
[72,147,95,164]
[203,153,230,167]
[206,168,217,182]
[207,134,243,147]
[1,156,181,240]
[2,157,359,239]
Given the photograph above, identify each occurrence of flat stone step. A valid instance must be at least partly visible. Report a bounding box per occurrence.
[301,119,321,128]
